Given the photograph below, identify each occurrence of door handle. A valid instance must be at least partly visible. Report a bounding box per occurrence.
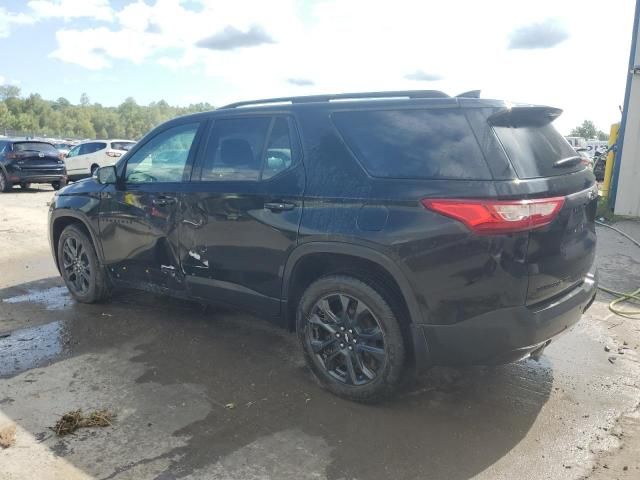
[264,202,295,212]
[152,196,177,206]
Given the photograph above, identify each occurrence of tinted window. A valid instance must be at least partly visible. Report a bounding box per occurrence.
[13,142,59,155]
[66,145,81,158]
[493,124,581,178]
[79,142,106,155]
[332,108,490,180]
[111,141,135,151]
[125,123,199,183]
[199,117,271,181]
[263,117,294,180]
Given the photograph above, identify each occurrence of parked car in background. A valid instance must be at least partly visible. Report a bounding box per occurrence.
[65,139,136,181]
[0,139,67,192]
[49,90,598,402]
[53,141,75,157]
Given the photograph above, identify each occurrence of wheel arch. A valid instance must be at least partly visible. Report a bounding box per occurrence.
[282,242,423,329]
[50,211,103,272]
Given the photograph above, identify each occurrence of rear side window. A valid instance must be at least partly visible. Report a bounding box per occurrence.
[493,123,580,179]
[111,141,135,151]
[13,142,59,155]
[332,108,490,180]
[199,117,271,181]
[79,142,106,155]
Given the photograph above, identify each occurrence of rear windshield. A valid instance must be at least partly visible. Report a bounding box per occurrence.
[13,142,59,154]
[111,141,135,151]
[493,123,581,179]
[332,108,491,180]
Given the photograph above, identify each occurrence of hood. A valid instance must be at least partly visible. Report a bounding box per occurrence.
[57,177,106,196]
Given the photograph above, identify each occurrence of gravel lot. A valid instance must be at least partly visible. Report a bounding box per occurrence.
[0,186,639,480]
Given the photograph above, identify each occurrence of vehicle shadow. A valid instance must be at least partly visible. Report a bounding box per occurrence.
[0,278,552,480]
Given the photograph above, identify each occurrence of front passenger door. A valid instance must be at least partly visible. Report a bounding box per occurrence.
[98,121,204,290]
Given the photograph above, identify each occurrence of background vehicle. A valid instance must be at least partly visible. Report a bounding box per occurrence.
[49,90,597,402]
[0,139,67,192]
[65,139,135,180]
[53,141,75,157]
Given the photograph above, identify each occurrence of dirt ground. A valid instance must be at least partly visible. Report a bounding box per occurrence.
[0,185,639,480]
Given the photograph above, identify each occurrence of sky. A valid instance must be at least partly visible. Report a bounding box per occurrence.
[0,0,636,134]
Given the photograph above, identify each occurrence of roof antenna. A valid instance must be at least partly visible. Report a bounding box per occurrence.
[456,90,481,98]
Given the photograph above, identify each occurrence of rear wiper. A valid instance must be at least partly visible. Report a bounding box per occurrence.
[553,156,582,168]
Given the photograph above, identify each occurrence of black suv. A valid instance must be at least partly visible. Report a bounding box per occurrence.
[0,139,67,192]
[49,90,597,402]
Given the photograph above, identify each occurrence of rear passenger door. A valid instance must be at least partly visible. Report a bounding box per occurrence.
[180,115,305,317]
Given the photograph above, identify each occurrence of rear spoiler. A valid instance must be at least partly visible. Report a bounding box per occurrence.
[488,106,562,127]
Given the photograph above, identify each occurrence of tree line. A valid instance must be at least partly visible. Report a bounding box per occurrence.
[569,120,609,141]
[0,85,213,140]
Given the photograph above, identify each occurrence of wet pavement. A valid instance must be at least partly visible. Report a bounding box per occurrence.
[0,190,639,479]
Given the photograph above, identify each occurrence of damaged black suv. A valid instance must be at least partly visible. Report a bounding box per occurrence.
[49,90,598,402]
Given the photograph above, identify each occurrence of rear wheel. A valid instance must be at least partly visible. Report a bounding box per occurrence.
[57,224,110,303]
[0,171,12,192]
[52,179,67,191]
[19,182,31,190]
[90,164,99,176]
[297,275,406,402]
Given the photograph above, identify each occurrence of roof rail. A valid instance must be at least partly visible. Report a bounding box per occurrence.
[220,90,450,109]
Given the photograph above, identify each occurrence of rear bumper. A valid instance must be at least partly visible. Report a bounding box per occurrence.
[413,268,597,367]
[7,168,66,183]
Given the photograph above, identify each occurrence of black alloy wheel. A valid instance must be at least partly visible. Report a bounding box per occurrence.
[307,293,386,385]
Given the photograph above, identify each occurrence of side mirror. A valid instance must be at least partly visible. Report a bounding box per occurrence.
[95,165,117,185]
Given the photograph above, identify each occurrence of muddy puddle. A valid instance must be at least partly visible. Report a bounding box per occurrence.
[0,320,70,376]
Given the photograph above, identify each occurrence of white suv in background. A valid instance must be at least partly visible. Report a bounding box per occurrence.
[65,139,136,180]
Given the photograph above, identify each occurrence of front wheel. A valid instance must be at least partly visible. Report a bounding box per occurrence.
[52,179,67,191]
[0,171,12,192]
[57,224,110,303]
[297,275,406,402]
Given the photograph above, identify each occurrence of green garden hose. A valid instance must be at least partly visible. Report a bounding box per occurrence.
[595,220,640,319]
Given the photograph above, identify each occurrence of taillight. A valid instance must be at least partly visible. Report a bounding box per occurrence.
[421,197,565,234]
[106,151,122,158]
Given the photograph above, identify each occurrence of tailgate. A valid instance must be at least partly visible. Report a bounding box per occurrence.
[525,186,597,304]
[489,106,597,304]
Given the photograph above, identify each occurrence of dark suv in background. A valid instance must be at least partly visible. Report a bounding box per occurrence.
[48,90,597,402]
[0,139,67,192]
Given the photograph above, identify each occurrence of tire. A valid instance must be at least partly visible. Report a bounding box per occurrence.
[297,275,406,402]
[0,171,12,192]
[52,178,67,191]
[19,182,31,189]
[57,224,110,303]
[90,164,99,176]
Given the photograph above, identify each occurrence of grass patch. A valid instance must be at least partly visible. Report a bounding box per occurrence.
[51,409,114,436]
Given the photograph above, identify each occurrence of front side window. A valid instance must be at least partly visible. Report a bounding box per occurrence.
[66,145,81,157]
[125,123,199,183]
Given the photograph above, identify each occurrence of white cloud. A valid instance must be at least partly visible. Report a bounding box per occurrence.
[0,7,36,38]
[27,0,113,20]
[6,0,633,134]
